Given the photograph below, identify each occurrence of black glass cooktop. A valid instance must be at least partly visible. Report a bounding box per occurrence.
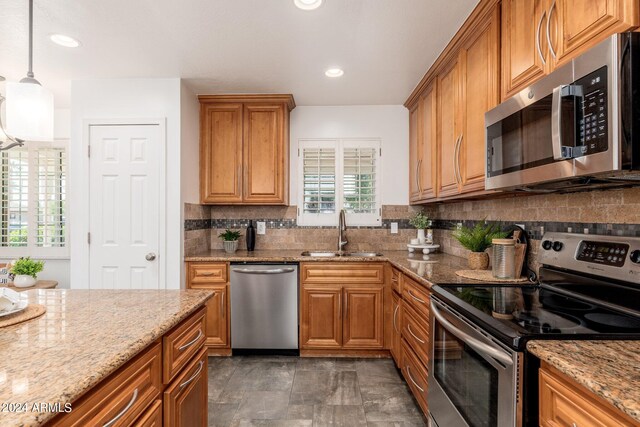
[431,283,640,350]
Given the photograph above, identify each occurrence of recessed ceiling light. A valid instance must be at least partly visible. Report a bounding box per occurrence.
[294,0,322,10]
[325,68,344,78]
[49,34,81,48]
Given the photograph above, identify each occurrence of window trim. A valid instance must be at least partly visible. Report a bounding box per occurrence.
[297,138,382,227]
[0,140,69,259]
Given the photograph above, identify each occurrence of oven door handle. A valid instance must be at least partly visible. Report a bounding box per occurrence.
[430,300,513,366]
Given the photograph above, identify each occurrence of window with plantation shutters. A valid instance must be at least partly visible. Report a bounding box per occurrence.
[298,139,381,226]
[0,143,68,257]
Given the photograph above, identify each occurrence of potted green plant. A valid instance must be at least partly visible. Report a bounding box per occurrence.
[452,222,509,270]
[218,229,242,253]
[10,257,45,288]
[409,210,432,244]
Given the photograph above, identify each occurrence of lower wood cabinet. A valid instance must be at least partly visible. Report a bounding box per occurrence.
[186,262,231,355]
[48,307,209,427]
[539,362,640,427]
[300,263,385,353]
[390,290,402,367]
[164,348,208,427]
[401,338,429,415]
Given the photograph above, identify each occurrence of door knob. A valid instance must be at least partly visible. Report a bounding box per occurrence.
[145,253,157,261]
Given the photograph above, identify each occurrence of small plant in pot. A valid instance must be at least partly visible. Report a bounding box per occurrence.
[218,229,242,254]
[409,211,432,244]
[10,257,45,288]
[452,222,509,270]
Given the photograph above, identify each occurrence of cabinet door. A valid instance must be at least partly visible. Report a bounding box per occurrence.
[408,102,422,202]
[459,5,500,194]
[418,81,438,200]
[555,0,639,65]
[390,291,402,367]
[243,103,288,204]
[200,103,243,204]
[202,285,230,348]
[300,286,342,349]
[164,349,208,427]
[501,0,549,100]
[437,57,461,198]
[343,287,384,349]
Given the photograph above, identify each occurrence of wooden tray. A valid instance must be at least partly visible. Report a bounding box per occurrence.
[455,270,529,283]
[0,304,46,328]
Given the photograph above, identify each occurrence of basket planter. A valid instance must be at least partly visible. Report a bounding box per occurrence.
[468,252,490,270]
[223,240,239,254]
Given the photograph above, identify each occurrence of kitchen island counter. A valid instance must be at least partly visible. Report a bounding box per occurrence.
[0,289,212,426]
[527,340,640,423]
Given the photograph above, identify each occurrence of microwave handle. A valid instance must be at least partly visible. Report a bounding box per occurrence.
[430,300,513,366]
[552,84,584,160]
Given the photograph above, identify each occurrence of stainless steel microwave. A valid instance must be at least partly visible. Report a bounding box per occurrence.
[485,33,640,192]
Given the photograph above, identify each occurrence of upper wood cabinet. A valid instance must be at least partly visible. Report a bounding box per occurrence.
[502,0,639,99]
[409,81,438,203]
[199,94,295,205]
[436,57,462,199]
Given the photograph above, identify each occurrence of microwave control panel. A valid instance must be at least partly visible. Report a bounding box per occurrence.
[578,66,608,154]
[576,240,629,267]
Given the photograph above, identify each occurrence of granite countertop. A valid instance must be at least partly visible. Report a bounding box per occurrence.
[0,289,213,426]
[185,249,483,289]
[527,340,640,422]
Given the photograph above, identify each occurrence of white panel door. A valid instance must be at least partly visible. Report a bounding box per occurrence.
[89,125,161,289]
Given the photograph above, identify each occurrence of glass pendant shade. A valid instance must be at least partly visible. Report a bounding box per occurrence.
[6,81,54,141]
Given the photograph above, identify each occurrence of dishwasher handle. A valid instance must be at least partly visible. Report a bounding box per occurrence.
[232,267,296,275]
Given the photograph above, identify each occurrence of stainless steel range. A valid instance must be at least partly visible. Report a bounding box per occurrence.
[428,232,640,427]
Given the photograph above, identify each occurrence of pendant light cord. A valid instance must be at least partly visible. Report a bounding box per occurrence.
[27,0,34,79]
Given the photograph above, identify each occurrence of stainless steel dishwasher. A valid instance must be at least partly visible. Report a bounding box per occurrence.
[230,263,298,352]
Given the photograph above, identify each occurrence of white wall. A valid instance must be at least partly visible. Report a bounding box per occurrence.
[69,79,183,289]
[289,105,409,206]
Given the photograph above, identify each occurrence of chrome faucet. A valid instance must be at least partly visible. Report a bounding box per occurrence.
[338,209,348,253]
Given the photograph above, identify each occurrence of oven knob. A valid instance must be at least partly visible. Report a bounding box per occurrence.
[542,240,553,250]
[630,250,640,264]
[552,241,564,252]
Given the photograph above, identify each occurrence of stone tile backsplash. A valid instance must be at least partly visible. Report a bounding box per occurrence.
[184,187,640,261]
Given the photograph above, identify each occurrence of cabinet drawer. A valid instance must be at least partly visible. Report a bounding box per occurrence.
[401,302,430,368]
[163,307,207,383]
[301,263,384,285]
[539,364,638,427]
[187,263,228,285]
[51,343,162,427]
[401,339,428,415]
[402,276,430,321]
[391,267,402,294]
[134,400,162,427]
[164,348,208,427]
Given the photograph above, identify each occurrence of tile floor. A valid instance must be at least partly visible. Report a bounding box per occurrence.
[207,356,427,427]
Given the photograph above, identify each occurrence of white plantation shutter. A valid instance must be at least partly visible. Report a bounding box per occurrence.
[36,148,66,248]
[0,143,68,257]
[298,139,381,226]
[0,150,29,247]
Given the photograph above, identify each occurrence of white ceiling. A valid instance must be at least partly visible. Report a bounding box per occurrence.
[0,0,479,108]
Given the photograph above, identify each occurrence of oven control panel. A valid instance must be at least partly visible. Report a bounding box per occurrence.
[576,241,629,267]
[577,66,608,155]
[539,233,640,284]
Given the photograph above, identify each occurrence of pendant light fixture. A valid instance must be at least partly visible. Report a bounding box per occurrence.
[4,0,54,144]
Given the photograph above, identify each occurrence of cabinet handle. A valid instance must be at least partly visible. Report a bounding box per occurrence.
[408,290,426,304]
[344,293,348,317]
[200,272,215,276]
[179,329,203,351]
[546,0,557,59]
[338,293,341,318]
[407,324,425,344]
[535,11,547,65]
[221,291,225,318]
[452,135,460,184]
[393,304,400,333]
[180,360,204,389]
[456,134,463,185]
[415,159,422,193]
[405,366,424,392]
[572,424,577,427]
[103,388,138,427]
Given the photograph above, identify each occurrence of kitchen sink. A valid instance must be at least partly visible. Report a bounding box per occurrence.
[300,251,383,257]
